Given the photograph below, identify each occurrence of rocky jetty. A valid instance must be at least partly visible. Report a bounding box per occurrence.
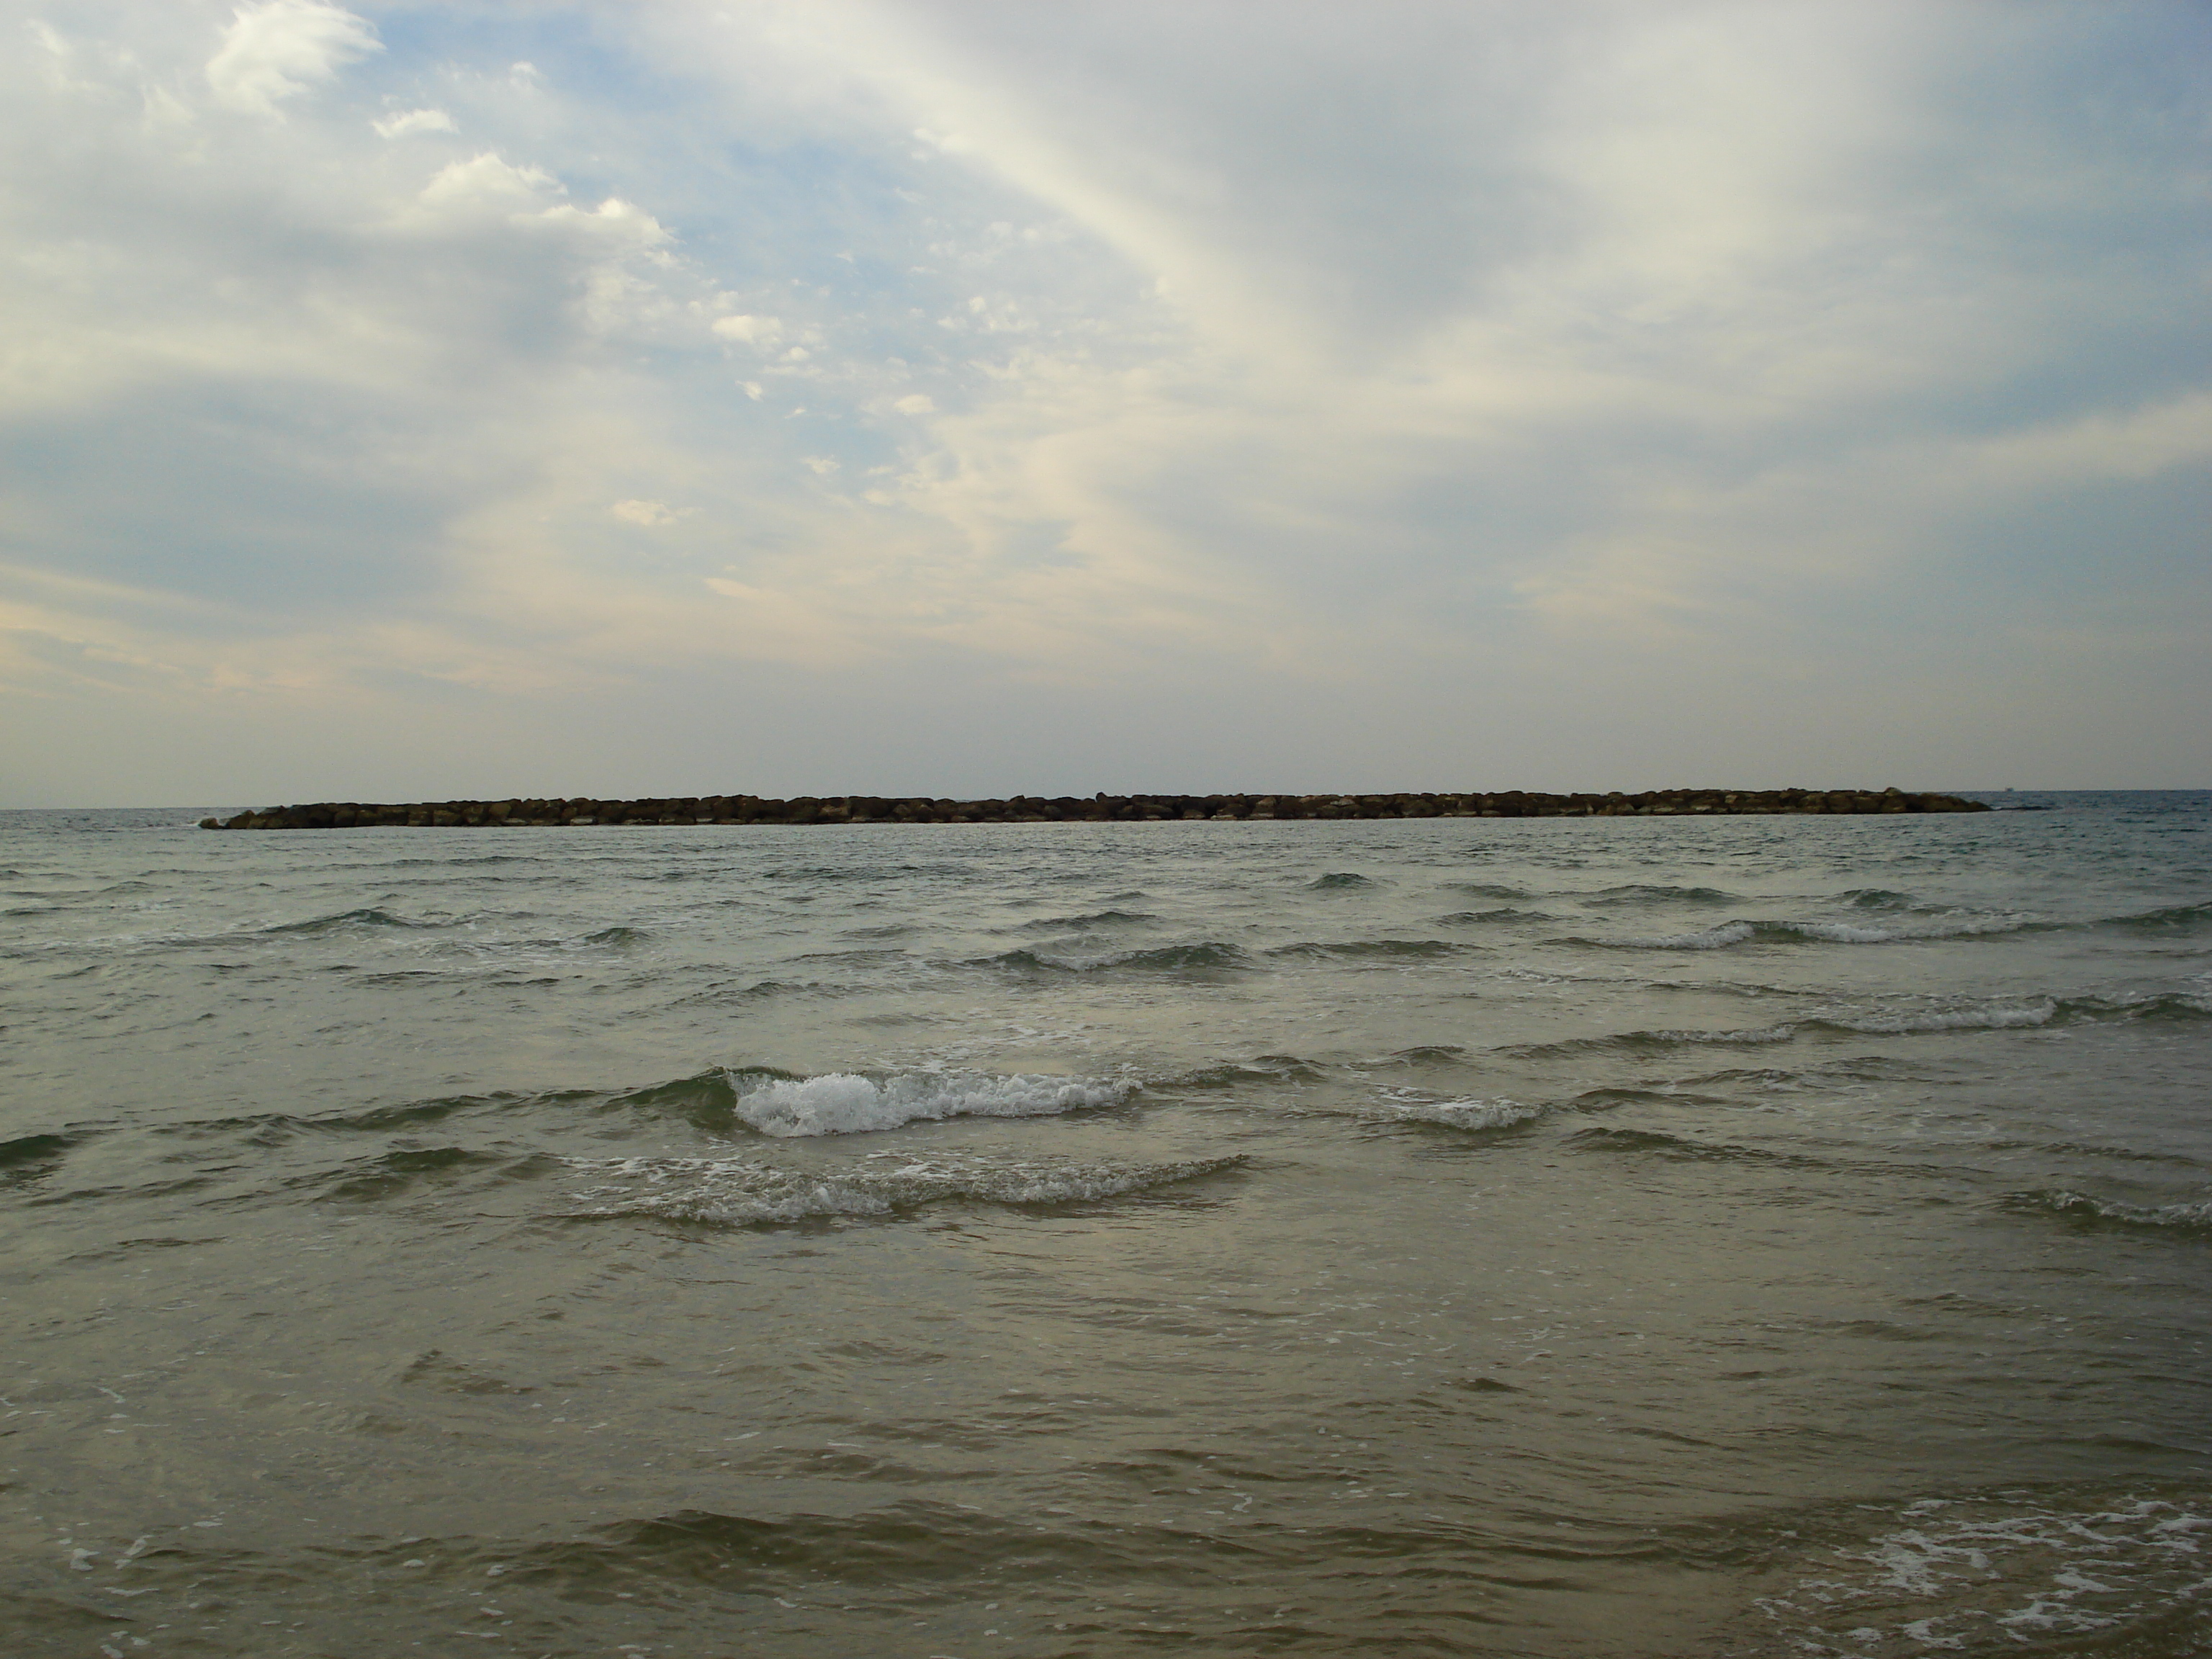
[200,787,1988,830]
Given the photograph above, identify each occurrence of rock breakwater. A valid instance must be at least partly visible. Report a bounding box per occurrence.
[200,787,1988,830]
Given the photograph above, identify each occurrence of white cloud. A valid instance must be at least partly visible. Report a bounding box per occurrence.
[711,313,783,345]
[611,499,680,526]
[374,108,457,139]
[893,393,936,415]
[206,0,380,117]
[417,151,562,212]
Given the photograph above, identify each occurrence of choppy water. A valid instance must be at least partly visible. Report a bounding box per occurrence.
[4,793,2210,1658]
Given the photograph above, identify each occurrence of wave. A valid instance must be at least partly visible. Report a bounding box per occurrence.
[256,907,434,935]
[1377,1097,1545,1131]
[2106,900,2212,932]
[1015,909,1156,932]
[673,976,832,1004]
[563,1151,1242,1225]
[1817,1004,2056,1035]
[1746,1491,2212,1656]
[1568,1126,1825,1166]
[1266,938,1461,959]
[970,942,1251,974]
[1816,994,2206,1035]
[1506,1025,1801,1058]
[1566,914,2041,950]
[578,925,649,948]
[1163,1055,1328,1088]
[1511,1008,2044,1058]
[1578,884,1743,907]
[1308,872,1375,890]
[1434,908,1555,925]
[1370,1045,1471,1066]
[379,854,539,868]
[1838,886,1917,909]
[2008,1188,2212,1233]
[1503,995,2195,1058]
[313,1146,524,1203]
[0,1131,83,1174]
[727,1069,1134,1137]
[1572,900,2211,951]
[1443,882,1530,900]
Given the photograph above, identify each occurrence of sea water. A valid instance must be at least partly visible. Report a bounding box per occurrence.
[2,793,2208,1657]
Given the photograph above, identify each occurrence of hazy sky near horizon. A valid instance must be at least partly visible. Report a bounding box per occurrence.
[4,0,2208,805]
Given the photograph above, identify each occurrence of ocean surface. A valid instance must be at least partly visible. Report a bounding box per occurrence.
[3,792,2209,1658]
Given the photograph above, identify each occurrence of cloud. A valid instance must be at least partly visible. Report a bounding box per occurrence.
[417,150,563,211]
[712,313,783,345]
[5,0,2210,802]
[206,0,380,117]
[374,107,458,138]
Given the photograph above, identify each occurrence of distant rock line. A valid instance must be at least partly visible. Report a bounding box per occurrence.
[200,788,1990,830]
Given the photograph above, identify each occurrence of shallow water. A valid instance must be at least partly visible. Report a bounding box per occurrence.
[4,793,2209,1657]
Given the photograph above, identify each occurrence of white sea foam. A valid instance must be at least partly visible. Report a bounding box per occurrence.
[1827,1003,2056,1035]
[563,1151,1239,1224]
[731,1070,1131,1137]
[1637,1025,1797,1045]
[1405,1099,1544,1130]
[1755,1496,2212,1657]
[1781,916,2029,944]
[1376,1094,1545,1130]
[1614,915,2032,950]
[2028,1189,2212,1230]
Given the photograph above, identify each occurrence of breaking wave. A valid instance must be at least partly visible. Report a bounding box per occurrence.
[728,1069,1134,1137]
[1375,1096,1545,1132]
[1748,1492,2212,1658]
[1568,914,2041,950]
[2008,1189,2212,1233]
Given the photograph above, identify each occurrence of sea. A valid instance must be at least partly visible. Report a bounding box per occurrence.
[3,791,2208,1658]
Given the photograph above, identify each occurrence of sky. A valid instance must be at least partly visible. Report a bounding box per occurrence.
[4,0,2208,806]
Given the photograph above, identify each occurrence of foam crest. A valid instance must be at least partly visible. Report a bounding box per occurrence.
[2015,1189,2212,1231]
[1593,914,2036,950]
[1383,1097,1545,1131]
[730,1069,1132,1137]
[1754,1495,2212,1657]
[563,1151,1241,1224]
[1824,1004,2054,1035]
